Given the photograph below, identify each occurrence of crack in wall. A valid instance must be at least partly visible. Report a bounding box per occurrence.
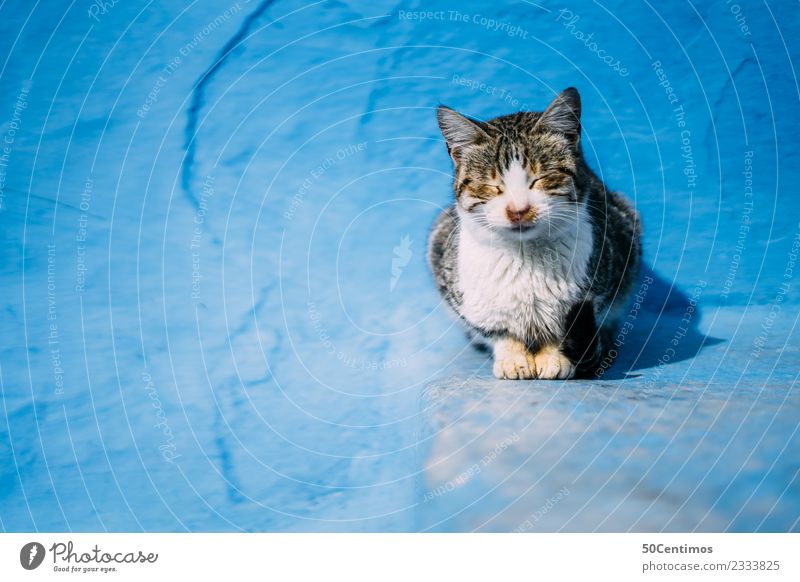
[182,2,278,505]
[181,0,278,209]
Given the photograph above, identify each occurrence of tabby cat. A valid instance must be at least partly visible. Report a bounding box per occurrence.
[428,88,641,379]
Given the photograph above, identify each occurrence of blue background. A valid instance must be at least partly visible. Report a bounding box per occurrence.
[0,0,798,531]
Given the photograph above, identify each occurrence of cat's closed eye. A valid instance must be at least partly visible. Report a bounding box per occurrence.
[533,171,575,195]
[473,184,503,197]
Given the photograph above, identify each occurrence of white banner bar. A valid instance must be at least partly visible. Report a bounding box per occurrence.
[1,534,797,581]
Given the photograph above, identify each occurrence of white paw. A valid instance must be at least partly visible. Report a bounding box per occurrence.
[492,338,536,380]
[531,346,575,380]
[493,351,537,380]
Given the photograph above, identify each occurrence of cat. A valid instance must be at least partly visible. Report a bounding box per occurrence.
[428,87,641,380]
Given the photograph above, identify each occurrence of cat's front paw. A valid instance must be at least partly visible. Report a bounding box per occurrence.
[531,345,575,380]
[493,352,538,380]
[492,338,537,380]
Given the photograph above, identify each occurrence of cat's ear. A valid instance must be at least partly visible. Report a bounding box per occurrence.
[537,87,581,140]
[437,106,491,153]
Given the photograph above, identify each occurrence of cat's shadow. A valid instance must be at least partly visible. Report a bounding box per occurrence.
[599,266,724,380]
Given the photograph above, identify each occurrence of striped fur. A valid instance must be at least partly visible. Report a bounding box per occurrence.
[428,88,641,379]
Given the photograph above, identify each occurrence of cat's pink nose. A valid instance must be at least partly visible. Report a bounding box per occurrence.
[506,204,533,224]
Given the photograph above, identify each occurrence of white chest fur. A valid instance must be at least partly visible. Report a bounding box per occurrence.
[456,213,593,344]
